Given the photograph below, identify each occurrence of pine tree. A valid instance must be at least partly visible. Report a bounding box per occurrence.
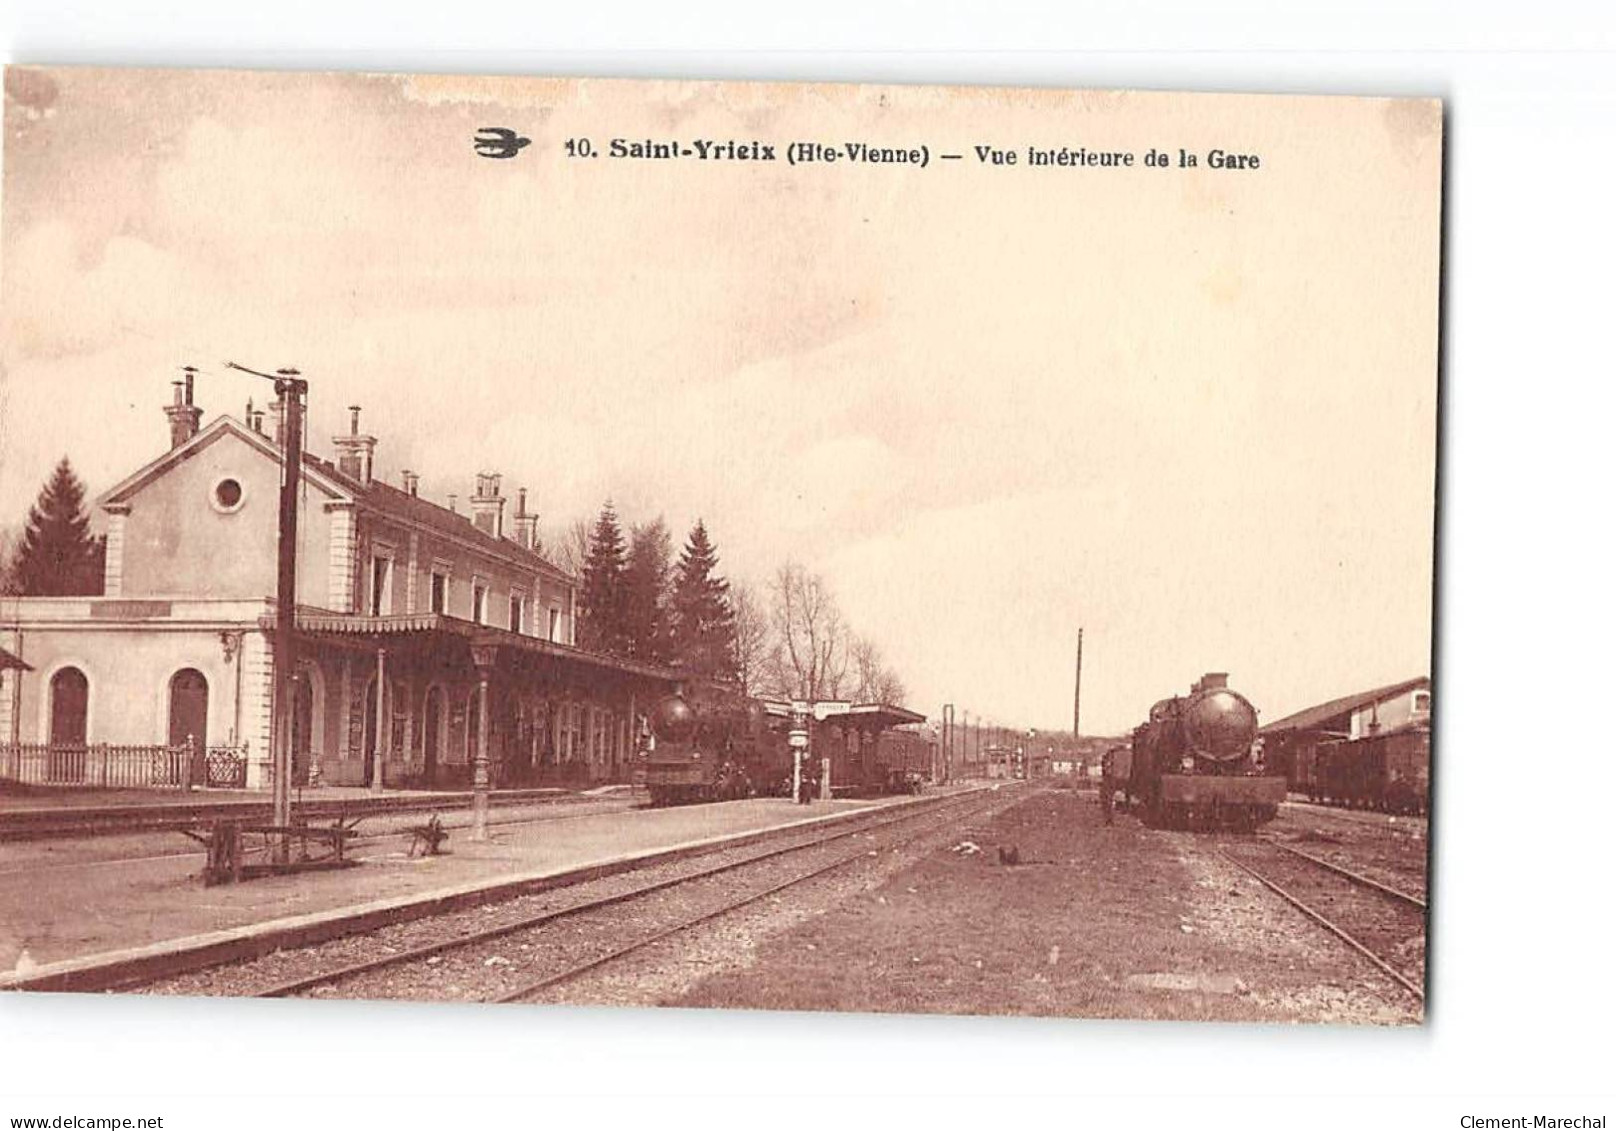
[622,517,673,663]
[8,458,105,596]
[669,520,738,680]
[577,502,627,655]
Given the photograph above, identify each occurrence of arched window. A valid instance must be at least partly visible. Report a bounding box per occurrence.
[167,668,209,751]
[49,667,89,748]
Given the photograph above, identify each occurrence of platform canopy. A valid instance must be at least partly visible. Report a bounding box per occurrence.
[0,645,31,672]
[265,609,679,683]
[835,703,927,728]
[754,698,926,729]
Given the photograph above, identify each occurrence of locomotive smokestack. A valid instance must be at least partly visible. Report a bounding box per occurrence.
[1200,672,1229,690]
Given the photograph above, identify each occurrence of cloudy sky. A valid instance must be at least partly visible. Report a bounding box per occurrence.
[0,67,1440,733]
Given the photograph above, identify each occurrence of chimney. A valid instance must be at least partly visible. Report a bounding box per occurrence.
[511,487,539,550]
[267,393,286,446]
[244,398,269,436]
[469,472,506,538]
[331,404,378,485]
[401,470,420,498]
[448,494,458,515]
[163,367,203,449]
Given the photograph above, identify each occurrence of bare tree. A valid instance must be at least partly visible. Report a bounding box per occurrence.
[543,518,593,576]
[765,561,848,701]
[873,667,908,707]
[851,632,909,706]
[850,634,883,702]
[730,580,771,695]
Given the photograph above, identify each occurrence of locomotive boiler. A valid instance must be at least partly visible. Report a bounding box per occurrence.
[1128,672,1285,829]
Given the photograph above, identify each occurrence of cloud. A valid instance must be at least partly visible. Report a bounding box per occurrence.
[0,69,1438,737]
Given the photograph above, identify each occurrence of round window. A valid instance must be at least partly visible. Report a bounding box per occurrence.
[212,477,245,512]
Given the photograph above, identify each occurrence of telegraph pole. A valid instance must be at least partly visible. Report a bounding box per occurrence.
[227,362,306,860]
[1073,627,1084,741]
[961,710,969,778]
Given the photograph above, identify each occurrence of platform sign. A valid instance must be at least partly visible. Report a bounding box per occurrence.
[789,701,811,749]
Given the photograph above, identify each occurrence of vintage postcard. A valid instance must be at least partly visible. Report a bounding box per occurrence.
[0,67,1439,1024]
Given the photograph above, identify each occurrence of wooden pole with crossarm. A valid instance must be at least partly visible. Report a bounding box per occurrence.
[226,362,307,861]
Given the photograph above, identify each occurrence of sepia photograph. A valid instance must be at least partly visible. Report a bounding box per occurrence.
[0,65,1440,1028]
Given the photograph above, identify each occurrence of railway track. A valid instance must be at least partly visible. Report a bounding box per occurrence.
[1281,799,1428,828]
[1217,835,1427,1002]
[136,786,1022,1002]
[0,787,619,842]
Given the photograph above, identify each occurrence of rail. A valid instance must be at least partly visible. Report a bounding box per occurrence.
[1258,836,1426,909]
[255,788,1011,1002]
[1217,843,1426,1001]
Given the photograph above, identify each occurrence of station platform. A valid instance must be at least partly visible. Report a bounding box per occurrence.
[0,781,636,810]
[0,789,948,990]
[0,783,626,840]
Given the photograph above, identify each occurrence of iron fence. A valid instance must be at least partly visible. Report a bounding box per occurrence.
[0,741,248,790]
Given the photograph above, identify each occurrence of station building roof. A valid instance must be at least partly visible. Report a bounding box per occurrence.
[1261,676,1430,735]
[270,609,678,683]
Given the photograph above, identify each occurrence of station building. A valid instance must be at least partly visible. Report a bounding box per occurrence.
[0,376,676,790]
[1259,676,1432,785]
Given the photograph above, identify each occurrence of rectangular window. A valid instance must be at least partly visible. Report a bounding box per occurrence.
[369,556,392,617]
[1412,690,1431,714]
[473,582,488,625]
[548,607,562,642]
[430,572,448,614]
[510,595,526,634]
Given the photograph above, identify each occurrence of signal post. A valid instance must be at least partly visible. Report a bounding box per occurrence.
[789,701,810,803]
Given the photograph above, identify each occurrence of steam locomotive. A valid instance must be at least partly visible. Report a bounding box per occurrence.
[1128,672,1285,830]
[640,682,792,806]
[638,680,932,806]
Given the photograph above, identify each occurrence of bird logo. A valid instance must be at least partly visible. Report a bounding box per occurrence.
[474,128,531,160]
